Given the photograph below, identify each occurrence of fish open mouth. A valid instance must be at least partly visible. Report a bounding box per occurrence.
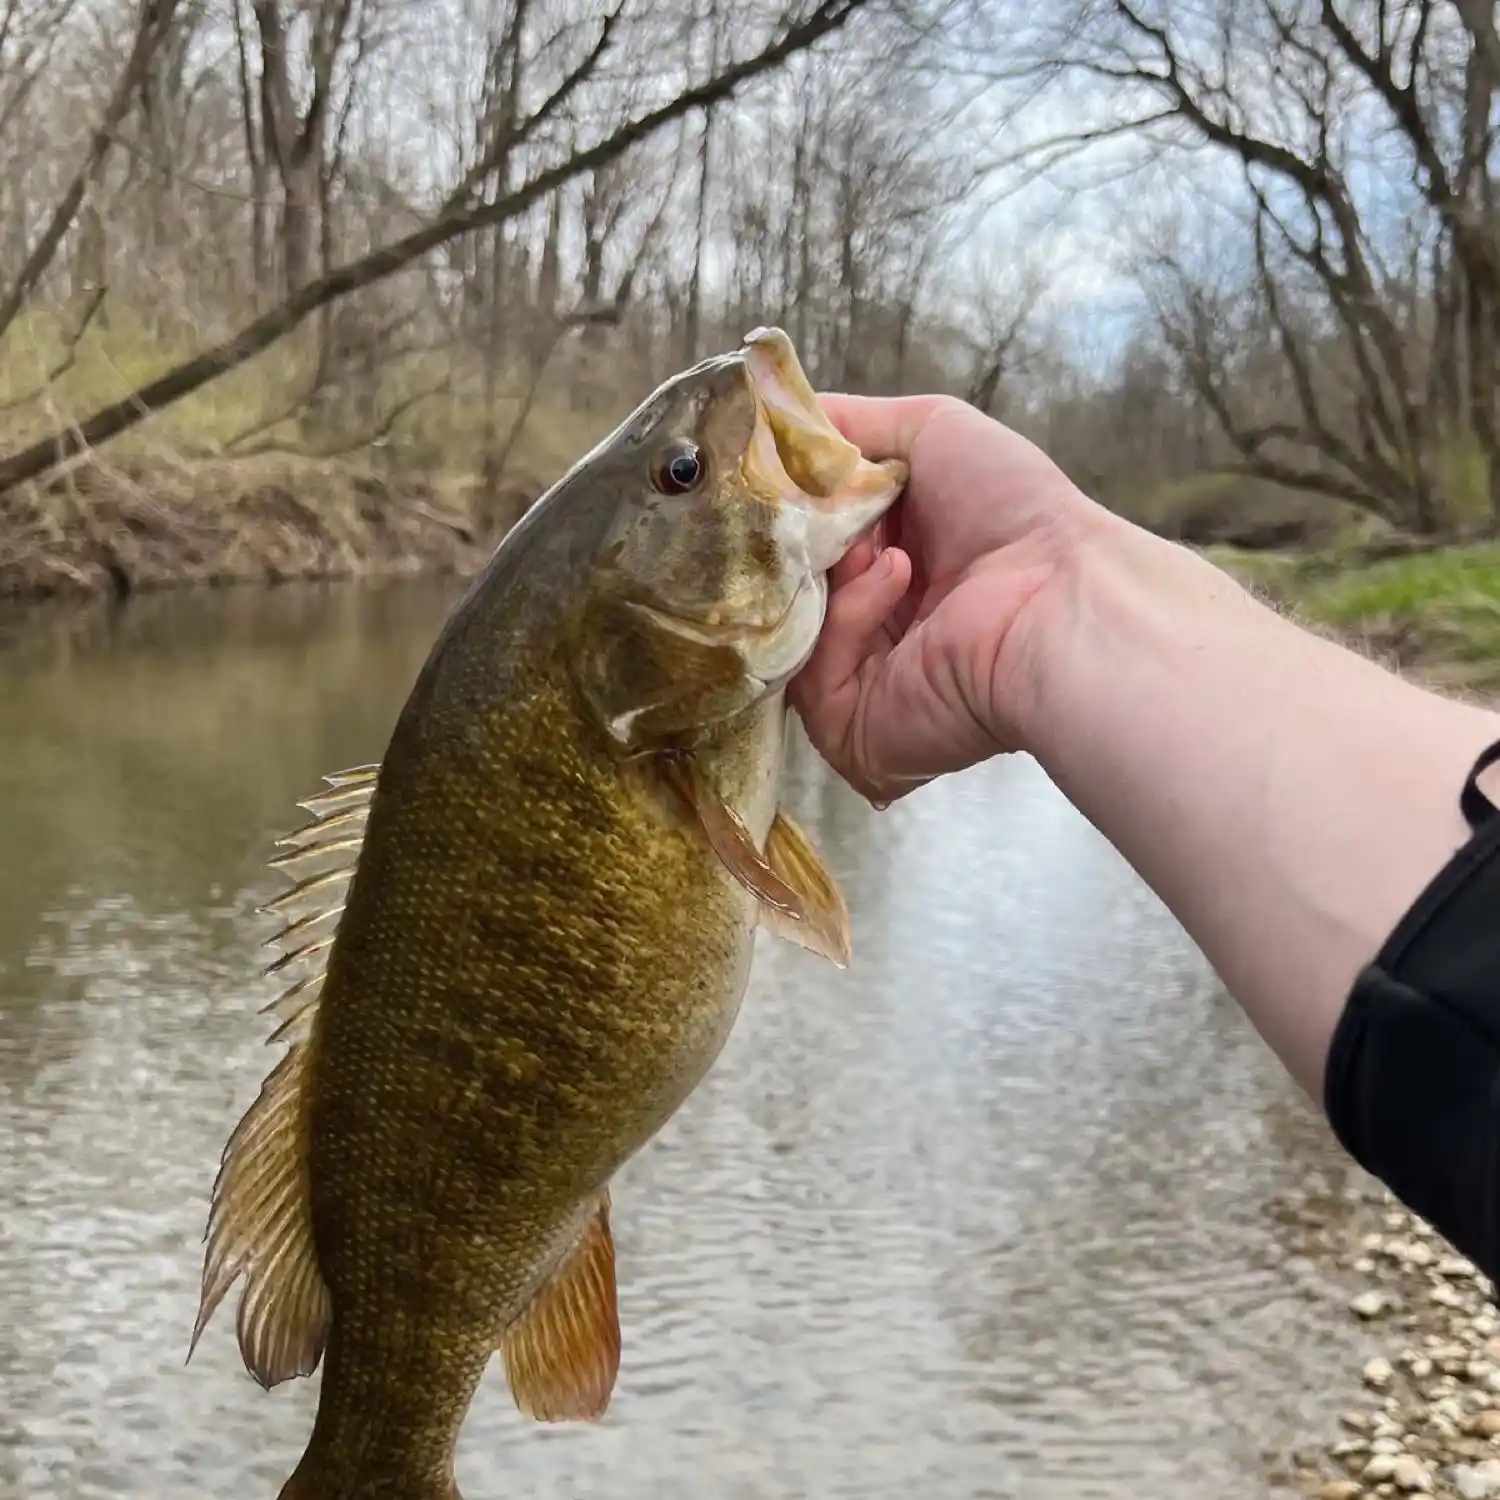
[623,330,908,654]
[739,327,907,523]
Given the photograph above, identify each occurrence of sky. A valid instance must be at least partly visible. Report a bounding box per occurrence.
[94,0,1451,386]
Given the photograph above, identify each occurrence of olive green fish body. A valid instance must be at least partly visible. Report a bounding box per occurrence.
[189,330,907,1500]
[289,592,780,1493]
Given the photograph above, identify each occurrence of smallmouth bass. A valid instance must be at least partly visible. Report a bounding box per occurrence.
[189,328,906,1499]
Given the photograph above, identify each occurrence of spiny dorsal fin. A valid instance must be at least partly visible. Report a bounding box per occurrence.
[501,1195,621,1423]
[761,808,852,968]
[187,761,379,1388]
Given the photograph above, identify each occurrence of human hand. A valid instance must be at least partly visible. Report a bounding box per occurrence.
[788,393,1101,807]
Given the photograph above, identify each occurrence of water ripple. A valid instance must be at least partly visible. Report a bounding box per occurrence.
[0,582,1369,1500]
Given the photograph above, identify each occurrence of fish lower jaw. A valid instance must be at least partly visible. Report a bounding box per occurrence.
[625,583,800,647]
[621,574,825,701]
[735,572,826,691]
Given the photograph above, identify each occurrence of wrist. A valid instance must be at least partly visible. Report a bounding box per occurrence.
[996,500,1228,760]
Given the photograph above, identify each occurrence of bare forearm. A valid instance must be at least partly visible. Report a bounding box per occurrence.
[1016,512,1500,1101]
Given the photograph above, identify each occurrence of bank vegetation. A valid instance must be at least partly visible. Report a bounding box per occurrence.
[1,0,1498,654]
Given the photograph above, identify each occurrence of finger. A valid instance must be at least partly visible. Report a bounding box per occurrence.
[815,392,955,463]
[789,547,912,727]
[820,636,952,813]
[829,525,883,592]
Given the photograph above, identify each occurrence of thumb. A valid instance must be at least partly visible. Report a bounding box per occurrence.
[790,547,912,759]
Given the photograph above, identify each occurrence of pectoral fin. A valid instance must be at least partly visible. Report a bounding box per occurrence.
[665,761,851,967]
[763,809,852,967]
[501,1196,621,1423]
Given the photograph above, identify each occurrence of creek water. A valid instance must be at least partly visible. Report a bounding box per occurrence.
[0,578,1374,1499]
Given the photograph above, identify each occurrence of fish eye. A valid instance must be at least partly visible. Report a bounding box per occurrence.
[650,440,706,496]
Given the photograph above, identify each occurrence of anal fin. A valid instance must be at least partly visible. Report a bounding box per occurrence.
[189,1039,332,1388]
[188,761,378,1388]
[502,1195,621,1423]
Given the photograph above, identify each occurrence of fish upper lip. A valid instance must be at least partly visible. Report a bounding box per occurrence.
[739,328,852,503]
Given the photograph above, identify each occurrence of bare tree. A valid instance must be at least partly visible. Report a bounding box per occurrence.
[1004,0,1500,534]
[8,0,1333,573]
[951,247,1048,416]
[0,0,876,494]
[249,0,363,296]
[1318,1,1500,518]
[0,0,183,342]
[699,32,976,393]
[0,0,75,152]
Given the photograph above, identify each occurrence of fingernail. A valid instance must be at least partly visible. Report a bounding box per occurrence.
[874,550,893,579]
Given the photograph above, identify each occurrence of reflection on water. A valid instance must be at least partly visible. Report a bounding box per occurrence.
[1,581,1367,1500]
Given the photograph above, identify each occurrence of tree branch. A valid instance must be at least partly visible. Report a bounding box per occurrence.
[0,0,180,342]
[0,0,871,494]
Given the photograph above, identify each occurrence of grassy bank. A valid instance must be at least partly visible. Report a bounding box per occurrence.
[6,301,1500,652]
[0,450,499,601]
[1209,542,1500,692]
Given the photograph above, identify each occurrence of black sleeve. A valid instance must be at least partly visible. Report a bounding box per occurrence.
[1324,738,1500,1283]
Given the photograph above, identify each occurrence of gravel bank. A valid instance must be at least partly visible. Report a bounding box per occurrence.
[1294,1195,1500,1500]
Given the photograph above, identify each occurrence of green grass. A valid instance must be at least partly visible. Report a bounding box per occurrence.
[1211,541,1500,688]
[0,303,308,450]
[1301,546,1500,627]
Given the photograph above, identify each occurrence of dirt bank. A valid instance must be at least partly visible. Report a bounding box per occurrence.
[0,453,528,604]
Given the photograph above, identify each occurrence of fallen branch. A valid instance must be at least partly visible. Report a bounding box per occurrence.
[0,0,868,495]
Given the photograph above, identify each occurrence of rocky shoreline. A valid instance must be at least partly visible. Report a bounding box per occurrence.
[1294,1196,1500,1500]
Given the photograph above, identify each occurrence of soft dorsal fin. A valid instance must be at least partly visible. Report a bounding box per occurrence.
[501,1195,621,1422]
[663,760,852,967]
[187,761,379,1388]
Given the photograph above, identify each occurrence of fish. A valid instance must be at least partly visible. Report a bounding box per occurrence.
[187,326,908,1500]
